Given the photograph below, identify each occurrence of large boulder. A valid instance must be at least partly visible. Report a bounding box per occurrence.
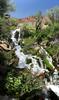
[0,41,11,51]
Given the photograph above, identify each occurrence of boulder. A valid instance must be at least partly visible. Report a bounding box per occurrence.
[0,41,11,51]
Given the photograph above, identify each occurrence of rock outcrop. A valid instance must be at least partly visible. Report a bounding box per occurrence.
[0,41,11,51]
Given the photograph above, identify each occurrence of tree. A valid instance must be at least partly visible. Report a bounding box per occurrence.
[0,0,15,17]
[47,6,59,22]
[35,11,42,32]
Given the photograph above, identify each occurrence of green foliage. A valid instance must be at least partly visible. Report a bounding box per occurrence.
[35,7,59,44]
[43,58,54,70]
[21,37,38,55]
[47,6,59,22]
[46,43,59,56]
[0,17,17,42]
[22,46,38,55]
[36,27,51,44]
[36,21,59,44]
[0,50,18,67]
[20,25,35,38]
[5,72,21,95]
[46,43,59,67]
[0,0,15,41]
[23,23,35,30]
[0,17,11,41]
[9,18,17,29]
[21,29,31,38]
[5,70,44,97]
[0,0,15,17]
[22,37,36,46]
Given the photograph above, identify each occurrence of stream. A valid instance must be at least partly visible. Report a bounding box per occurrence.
[11,28,59,100]
[11,28,47,74]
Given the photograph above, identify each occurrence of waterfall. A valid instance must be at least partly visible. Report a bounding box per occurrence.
[11,28,59,99]
[11,28,47,74]
[11,29,27,68]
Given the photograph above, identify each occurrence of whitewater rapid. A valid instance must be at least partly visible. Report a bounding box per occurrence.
[11,28,59,98]
[11,28,46,74]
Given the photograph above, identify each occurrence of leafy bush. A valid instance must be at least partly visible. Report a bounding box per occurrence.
[20,23,35,39]
[20,29,32,38]
[0,17,11,41]
[46,43,59,67]
[36,21,59,44]
[43,58,54,70]
[46,44,59,56]
[0,17,17,42]
[5,70,44,97]
[0,50,18,67]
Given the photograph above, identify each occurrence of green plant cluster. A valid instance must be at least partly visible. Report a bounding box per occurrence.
[0,50,18,67]
[0,0,15,17]
[5,70,44,97]
[0,17,17,41]
[36,22,59,43]
[0,17,11,41]
[43,58,54,70]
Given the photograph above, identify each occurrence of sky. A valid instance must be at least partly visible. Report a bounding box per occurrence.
[11,0,59,18]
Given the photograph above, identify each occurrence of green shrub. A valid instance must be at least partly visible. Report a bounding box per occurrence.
[5,70,44,97]
[46,44,59,56]
[43,58,54,70]
[0,17,11,41]
[0,50,18,67]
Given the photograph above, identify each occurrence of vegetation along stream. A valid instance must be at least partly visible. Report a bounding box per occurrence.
[0,0,59,99]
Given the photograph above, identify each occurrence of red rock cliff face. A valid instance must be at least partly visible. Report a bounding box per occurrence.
[17,16,51,29]
[17,16,36,25]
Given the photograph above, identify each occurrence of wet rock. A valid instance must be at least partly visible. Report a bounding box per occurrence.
[26,58,32,64]
[14,31,19,40]
[48,89,59,100]
[36,71,45,79]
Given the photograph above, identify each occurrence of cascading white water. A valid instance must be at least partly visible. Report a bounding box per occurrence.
[11,29,27,68]
[39,46,55,69]
[11,28,46,74]
[11,28,59,98]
